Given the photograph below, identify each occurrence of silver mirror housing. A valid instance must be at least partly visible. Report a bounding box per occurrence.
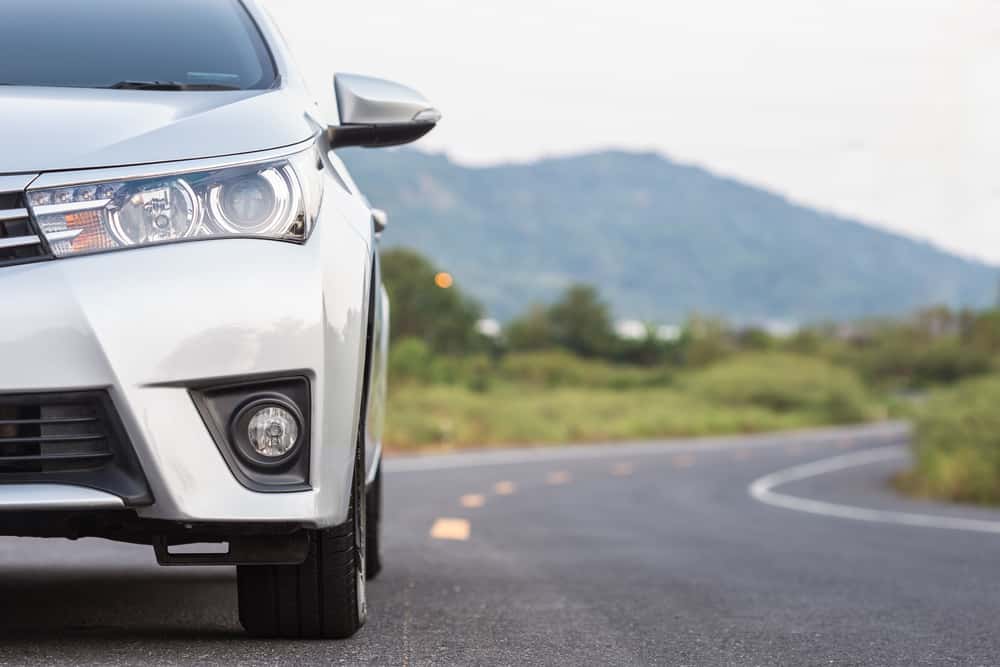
[329,73,442,149]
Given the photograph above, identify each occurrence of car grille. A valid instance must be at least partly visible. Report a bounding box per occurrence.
[0,392,153,506]
[0,188,48,267]
[0,394,114,473]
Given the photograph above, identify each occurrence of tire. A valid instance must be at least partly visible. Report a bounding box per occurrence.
[365,460,383,580]
[237,441,368,639]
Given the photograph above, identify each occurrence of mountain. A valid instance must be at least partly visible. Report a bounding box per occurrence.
[339,148,997,323]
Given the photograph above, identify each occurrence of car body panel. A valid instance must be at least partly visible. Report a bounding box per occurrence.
[0,87,318,174]
[0,485,125,511]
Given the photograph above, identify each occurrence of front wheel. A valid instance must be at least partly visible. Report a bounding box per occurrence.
[237,442,368,639]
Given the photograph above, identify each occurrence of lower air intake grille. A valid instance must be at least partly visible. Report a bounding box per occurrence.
[0,396,110,472]
[0,392,152,506]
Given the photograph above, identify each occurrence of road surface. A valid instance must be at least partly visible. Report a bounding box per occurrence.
[1,423,998,665]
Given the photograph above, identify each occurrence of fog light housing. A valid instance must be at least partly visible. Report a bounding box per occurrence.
[191,376,311,492]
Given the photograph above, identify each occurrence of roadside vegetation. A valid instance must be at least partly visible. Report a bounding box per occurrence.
[385,350,874,451]
[382,247,1000,505]
[895,377,1000,505]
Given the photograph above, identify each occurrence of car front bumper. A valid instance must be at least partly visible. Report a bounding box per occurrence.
[0,219,371,529]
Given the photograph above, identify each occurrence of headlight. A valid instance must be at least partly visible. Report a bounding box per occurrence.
[27,150,322,258]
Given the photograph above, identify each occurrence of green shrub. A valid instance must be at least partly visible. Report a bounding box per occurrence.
[910,343,993,386]
[465,356,493,393]
[848,340,992,389]
[686,352,875,423]
[499,350,672,389]
[389,337,435,382]
[902,376,1000,505]
[389,338,495,388]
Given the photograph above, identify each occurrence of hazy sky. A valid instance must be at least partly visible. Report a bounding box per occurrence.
[263,0,999,264]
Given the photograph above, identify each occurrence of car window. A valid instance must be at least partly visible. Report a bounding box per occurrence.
[0,0,276,90]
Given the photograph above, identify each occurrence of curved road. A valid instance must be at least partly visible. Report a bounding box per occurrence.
[1,423,998,665]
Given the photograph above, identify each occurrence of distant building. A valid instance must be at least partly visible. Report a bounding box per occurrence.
[476,318,502,338]
[615,320,648,341]
[757,320,800,339]
[656,325,683,342]
[614,320,683,343]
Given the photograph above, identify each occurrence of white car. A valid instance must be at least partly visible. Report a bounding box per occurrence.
[0,0,439,639]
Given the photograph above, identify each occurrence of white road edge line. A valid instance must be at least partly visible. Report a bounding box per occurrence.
[749,445,1000,535]
[385,423,909,474]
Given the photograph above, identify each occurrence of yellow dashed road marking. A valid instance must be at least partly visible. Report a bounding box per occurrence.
[672,454,697,468]
[430,518,470,541]
[733,450,752,462]
[611,463,634,477]
[460,494,486,509]
[837,440,855,450]
[547,471,572,485]
[494,481,517,496]
[785,445,803,456]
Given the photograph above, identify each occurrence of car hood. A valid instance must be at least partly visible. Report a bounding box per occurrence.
[0,86,319,174]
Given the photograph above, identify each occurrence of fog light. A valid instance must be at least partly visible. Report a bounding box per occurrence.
[197,379,311,489]
[247,405,300,458]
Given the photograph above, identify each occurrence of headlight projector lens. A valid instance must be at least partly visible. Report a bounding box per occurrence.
[221,175,277,228]
[209,166,298,235]
[231,397,304,466]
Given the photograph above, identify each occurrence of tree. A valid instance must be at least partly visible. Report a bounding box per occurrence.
[381,248,483,354]
[965,309,1000,355]
[547,285,616,358]
[616,323,673,366]
[505,305,554,351]
[679,315,734,367]
[506,284,616,358]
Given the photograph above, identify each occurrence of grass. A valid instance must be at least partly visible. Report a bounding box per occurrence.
[384,352,883,453]
[384,383,828,453]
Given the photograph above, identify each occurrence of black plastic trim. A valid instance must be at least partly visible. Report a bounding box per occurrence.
[0,390,153,506]
[154,531,310,566]
[0,509,309,542]
[190,375,312,493]
[0,191,53,268]
[329,121,437,149]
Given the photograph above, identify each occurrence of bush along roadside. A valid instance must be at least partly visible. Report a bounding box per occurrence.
[897,376,1000,506]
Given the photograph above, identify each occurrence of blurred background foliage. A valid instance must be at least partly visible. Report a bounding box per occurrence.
[381,247,1000,505]
[895,377,1000,505]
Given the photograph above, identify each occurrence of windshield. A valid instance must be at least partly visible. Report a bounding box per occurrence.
[0,0,276,90]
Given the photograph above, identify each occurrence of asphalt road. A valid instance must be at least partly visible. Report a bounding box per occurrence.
[1,422,999,666]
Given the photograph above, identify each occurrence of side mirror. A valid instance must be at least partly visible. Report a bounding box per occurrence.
[371,208,388,237]
[328,73,442,150]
